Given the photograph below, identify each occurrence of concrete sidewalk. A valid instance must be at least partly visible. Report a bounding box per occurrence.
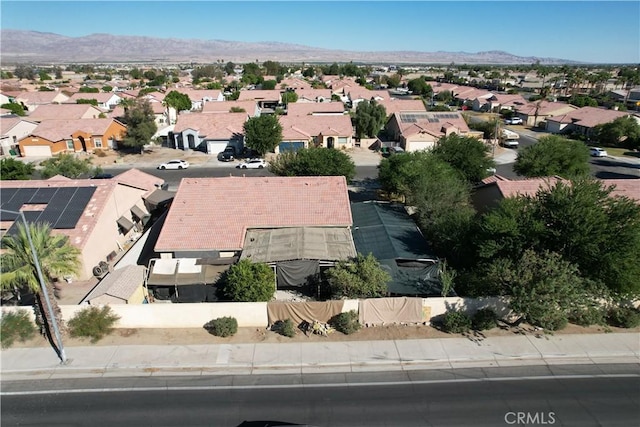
[2,333,638,381]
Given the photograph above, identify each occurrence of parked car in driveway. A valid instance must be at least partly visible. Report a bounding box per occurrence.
[236,158,267,169]
[505,117,523,125]
[589,147,608,157]
[218,147,236,162]
[158,159,189,170]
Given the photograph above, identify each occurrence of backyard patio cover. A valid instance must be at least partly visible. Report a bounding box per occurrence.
[240,227,357,263]
[351,201,445,296]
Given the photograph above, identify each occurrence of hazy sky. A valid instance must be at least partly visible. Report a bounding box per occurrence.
[2,1,639,63]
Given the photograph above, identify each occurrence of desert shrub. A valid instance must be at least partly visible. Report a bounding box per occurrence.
[441,310,471,334]
[94,150,107,157]
[472,308,498,331]
[0,311,37,348]
[568,306,606,327]
[606,306,640,328]
[68,306,120,343]
[329,310,361,335]
[271,319,296,338]
[204,316,238,337]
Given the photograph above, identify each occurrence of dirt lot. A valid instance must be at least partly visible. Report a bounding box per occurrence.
[10,321,637,349]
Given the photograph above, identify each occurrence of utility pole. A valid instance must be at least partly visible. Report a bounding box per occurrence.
[1,209,67,364]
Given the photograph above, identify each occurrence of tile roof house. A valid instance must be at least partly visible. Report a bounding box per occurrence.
[18,118,126,157]
[0,117,38,157]
[277,113,354,152]
[514,101,578,127]
[14,91,70,112]
[286,102,346,116]
[0,169,164,280]
[386,111,478,152]
[236,90,282,110]
[292,88,333,103]
[18,119,127,157]
[454,87,493,104]
[278,77,312,91]
[155,176,353,257]
[347,88,388,109]
[546,106,632,136]
[173,89,224,110]
[170,112,247,155]
[201,100,260,116]
[27,104,106,121]
[472,175,640,214]
[67,92,122,110]
[377,99,427,117]
[473,94,528,112]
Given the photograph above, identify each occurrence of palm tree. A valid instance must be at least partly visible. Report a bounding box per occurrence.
[0,222,80,350]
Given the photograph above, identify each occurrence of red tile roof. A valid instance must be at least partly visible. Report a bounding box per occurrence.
[173,112,247,139]
[602,179,640,203]
[547,106,629,128]
[27,104,105,121]
[286,102,346,116]
[278,114,353,139]
[155,176,353,252]
[27,118,122,142]
[494,176,567,198]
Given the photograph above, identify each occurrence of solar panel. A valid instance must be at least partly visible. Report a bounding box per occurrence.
[0,188,21,220]
[54,187,96,229]
[29,187,57,204]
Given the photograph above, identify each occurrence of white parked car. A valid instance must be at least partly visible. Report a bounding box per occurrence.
[505,117,523,125]
[158,159,189,170]
[236,158,267,169]
[589,147,608,157]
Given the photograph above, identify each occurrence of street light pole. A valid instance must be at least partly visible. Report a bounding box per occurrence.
[1,209,67,364]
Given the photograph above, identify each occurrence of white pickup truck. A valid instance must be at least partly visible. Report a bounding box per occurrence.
[501,129,520,148]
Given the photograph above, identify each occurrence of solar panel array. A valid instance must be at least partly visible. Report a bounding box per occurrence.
[0,186,97,233]
[399,112,460,123]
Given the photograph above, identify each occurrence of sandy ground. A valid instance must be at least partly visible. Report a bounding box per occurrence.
[9,321,638,349]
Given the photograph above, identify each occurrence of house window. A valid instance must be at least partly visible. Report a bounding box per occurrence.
[338,137,348,144]
[66,140,74,150]
[93,137,102,148]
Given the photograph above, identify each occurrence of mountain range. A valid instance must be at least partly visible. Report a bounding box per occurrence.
[0,30,576,65]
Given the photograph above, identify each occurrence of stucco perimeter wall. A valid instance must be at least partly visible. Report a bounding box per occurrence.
[61,303,269,328]
[423,296,512,320]
[3,298,512,329]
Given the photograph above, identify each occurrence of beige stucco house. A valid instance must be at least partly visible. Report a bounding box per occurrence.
[0,169,164,280]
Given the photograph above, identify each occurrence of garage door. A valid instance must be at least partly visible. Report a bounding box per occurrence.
[407,141,434,152]
[22,145,52,157]
[278,141,304,153]
[207,141,228,155]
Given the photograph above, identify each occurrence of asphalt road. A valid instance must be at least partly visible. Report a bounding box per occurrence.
[2,365,638,427]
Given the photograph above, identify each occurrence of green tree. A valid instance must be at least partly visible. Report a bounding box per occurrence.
[494,250,586,330]
[40,154,92,179]
[0,222,81,347]
[302,66,315,78]
[164,90,192,112]
[407,78,433,97]
[269,147,356,181]
[221,259,275,302]
[474,179,640,296]
[432,134,495,183]
[79,87,99,93]
[102,85,113,92]
[353,100,387,139]
[122,99,158,153]
[436,90,454,104]
[325,253,390,299]
[243,115,283,156]
[1,102,26,116]
[0,158,34,180]
[281,91,298,104]
[224,61,236,75]
[39,71,52,81]
[76,98,99,106]
[261,80,277,90]
[593,116,640,150]
[514,135,590,179]
[262,60,281,76]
